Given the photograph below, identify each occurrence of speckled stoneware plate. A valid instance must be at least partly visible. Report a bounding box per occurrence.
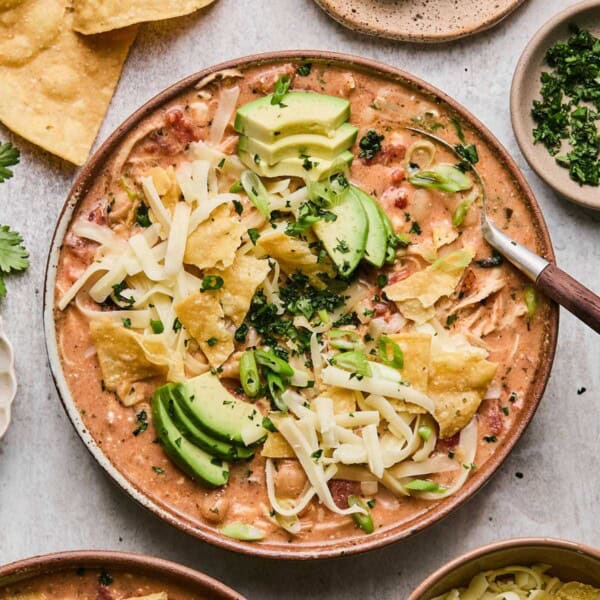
[44,51,558,560]
[313,0,528,43]
[0,316,17,440]
[0,551,245,599]
[409,538,600,599]
[511,0,600,210]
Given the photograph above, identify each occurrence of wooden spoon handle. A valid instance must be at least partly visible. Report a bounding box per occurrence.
[536,263,600,333]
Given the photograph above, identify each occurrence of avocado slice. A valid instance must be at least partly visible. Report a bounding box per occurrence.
[175,372,267,446]
[351,186,388,268]
[238,123,358,166]
[376,202,400,264]
[151,388,230,488]
[234,92,351,144]
[239,149,353,182]
[161,383,254,461]
[312,187,368,278]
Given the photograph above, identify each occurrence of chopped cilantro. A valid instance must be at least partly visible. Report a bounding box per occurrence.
[206,337,218,347]
[247,228,260,245]
[296,63,312,76]
[122,318,132,328]
[133,410,148,436]
[0,141,19,183]
[358,129,384,160]
[409,221,422,235]
[98,569,113,586]
[135,203,152,227]
[201,274,224,291]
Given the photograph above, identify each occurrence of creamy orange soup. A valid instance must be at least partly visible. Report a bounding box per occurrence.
[54,59,553,550]
[0,566,203,600]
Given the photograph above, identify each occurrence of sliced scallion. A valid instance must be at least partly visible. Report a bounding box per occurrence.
[377,335,404,369]
[240,350,260,398]
[240,170,270,217]
[220,522,265,541]
[348,495,374,534]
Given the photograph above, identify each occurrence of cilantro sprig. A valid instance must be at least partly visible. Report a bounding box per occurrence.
[0,226,29,298]
[0,142,19,183]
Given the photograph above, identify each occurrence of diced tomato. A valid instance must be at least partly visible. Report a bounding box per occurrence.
[487,402,504,436]
[381,186,408,209]
[165,107,200,145]
[390,168,406,184]
[436,432,460,453]
[328,479,360,509]
[378,143,407,165]
[87,205,106,225]
[97,586,114,600]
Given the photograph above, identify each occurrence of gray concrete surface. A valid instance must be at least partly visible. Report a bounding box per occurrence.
[0,0,598,597]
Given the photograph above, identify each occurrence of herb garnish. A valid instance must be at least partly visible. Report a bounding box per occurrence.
[201,274,224,291]
[271,74,292,106]
[531,26,599,186]
[0,141,19,183]
[0,225,29,298]
[135,203,151,227]
[133,410,148,436]
[358,129,384,160]
[296,63,312,76]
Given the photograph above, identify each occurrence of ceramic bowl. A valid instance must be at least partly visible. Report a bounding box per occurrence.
[409,538,600,599]
[313,0,527,43]
[0,550,244,599]
[511,0,600,210]
[44,50,558,559]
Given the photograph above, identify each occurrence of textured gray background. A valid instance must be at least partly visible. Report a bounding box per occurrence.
[0,0,598,598]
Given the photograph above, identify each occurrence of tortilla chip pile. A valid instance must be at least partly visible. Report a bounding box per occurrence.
[0,0,216,165]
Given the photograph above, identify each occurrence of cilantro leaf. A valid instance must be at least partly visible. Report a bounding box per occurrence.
[0,142,19,183]
[0,226,29,273]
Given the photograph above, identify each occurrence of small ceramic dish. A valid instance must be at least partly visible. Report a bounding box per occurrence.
[0,550,245,600]
[409,537,600,599]
[511,0,600,210]
[312,0,527,43]
[0,316,17,440]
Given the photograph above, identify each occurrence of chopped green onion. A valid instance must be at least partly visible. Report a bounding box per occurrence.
[377,335,404,369]
[271,74,292,106]
[201,274,224,291]
[240,350,261,397]
[317,309,330,324]
[348,496,374,534]
[328,328,361,350]
[240,170,270,217]
[262,416,277,432]
[524,285,538,323]
[120,176,140,200]
[265,370,287,412]
[230,181,243,193]
[220,522,265,541]
[122,318,132,328]
[409,164,472,193]
[452,198,473,227]
[255,349,294,377]
[331,349,371,377]
[418,426,432,441]
[150,319,164,334]
[405,479,446,493]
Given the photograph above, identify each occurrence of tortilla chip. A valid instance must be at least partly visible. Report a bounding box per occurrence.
[215,253,271,326]
[257,229,335,288]
[555,582,600,600]
[384,248,473,324]
[73,0,215,35]
[0,0,136,165]
[324,387,357,414]
[174,290,234,368]
[433,225,458,252]
[89,320,169,404]
[262,432,295,458]
[429,351,497,438]
[184,204,244,270]
[147,166,181,212]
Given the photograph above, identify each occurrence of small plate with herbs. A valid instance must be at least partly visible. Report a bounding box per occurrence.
[511,0,600,210]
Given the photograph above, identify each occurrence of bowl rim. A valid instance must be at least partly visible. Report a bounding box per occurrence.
[407,537,600,599]
[510,0,600,210]
[43,49,559,561]
[312,0,528,43]
[0,550,245,599]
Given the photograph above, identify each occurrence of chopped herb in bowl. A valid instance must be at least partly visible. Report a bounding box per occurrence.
[531,25,600,187]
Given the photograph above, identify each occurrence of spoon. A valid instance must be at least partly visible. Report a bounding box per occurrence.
[405,126,600,333]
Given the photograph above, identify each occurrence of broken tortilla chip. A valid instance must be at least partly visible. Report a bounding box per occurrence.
[384,248,474,324]
[184,204,244,270]
[429,350,497,438]
[72,0,216,35]
[387,332,432,414]
[174,290,234,368]
[89,319,169,404]
[147,166,181,212]
[215,253,271,326]
[257,229,335,288]
[0,0,136,165]
[262,431,295,458]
